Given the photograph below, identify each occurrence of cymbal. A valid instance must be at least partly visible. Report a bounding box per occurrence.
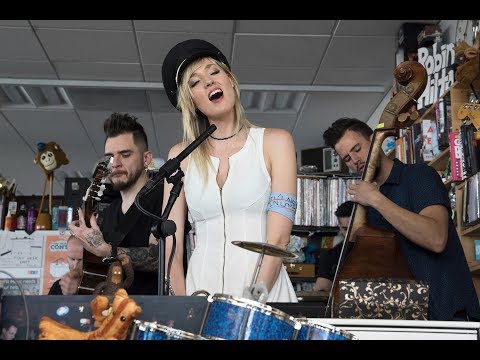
[231,241,298,259]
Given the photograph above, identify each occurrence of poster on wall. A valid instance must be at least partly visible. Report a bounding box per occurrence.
[41,234,70,295]
[0,231,44,295]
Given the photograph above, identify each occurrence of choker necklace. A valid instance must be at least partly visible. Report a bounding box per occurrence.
[210,126,243,141]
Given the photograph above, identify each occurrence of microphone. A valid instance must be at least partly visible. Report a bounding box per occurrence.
[137,124,217,198]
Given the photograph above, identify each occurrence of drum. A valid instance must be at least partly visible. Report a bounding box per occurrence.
[200,293,300,340]
[130,320,205,340]
[294,318,338,340]
[294,319,357,340]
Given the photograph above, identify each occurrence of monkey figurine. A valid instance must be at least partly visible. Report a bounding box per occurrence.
[34,141,69,175]
[93,257,134,296]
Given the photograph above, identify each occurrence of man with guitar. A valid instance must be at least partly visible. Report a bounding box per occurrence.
[323,117,480,321]
[69,113,163,295]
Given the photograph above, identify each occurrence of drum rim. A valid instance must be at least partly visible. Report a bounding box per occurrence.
[208,293,299,327]
[132,320,205,340]
[336,328,358,340]
[295,318,337,331]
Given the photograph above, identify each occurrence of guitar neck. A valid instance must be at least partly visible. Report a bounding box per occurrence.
[83,199,95,228]
[78,158,112,294]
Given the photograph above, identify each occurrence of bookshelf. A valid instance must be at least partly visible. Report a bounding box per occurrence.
[416,77,480,295]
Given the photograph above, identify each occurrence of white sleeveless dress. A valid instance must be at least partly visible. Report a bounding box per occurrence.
[184,127,298,302]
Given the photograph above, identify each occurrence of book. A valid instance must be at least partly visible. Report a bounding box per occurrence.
[422,119,440,161]
[449,131,465,181]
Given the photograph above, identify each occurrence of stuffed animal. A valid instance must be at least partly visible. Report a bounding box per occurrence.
[34,141,69,175]
[93,257,134,296]
[38,288,142,340]
[454,34,480,84]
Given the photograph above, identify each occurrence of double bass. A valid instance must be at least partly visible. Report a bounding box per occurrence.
[327,61,429,319]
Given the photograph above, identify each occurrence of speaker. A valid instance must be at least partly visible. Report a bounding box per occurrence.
[301,147,347,174]
[64,177,91,210]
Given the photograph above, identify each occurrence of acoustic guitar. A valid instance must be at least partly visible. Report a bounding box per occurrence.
[77,158,112,295]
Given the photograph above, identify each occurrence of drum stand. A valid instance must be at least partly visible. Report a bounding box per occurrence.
[232,241,297,303]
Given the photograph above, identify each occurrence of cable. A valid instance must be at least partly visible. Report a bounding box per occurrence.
[0,269,30,340]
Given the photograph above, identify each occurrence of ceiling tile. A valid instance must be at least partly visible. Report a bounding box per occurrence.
[322,36,396,68]
[314,68,393,86]
[134,20,234,33]
[36,29,138,62]
[0,61,57,79]
[236,20,335,35]
[55,62,144,81]
[66,88,149,112]
[234,65,316,85]
[0,20,30,27]
[336,20,438,36]
[0,28,48,61]
[31,20,133,30]
[137,32,232,65]
[234,34,329,67]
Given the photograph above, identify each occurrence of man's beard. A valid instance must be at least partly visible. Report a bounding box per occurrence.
[111,165,144,192]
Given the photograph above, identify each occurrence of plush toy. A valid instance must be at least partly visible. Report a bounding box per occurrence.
[38,288,142,340]
[34,141,69,175]
[454,33,480,84]
[93,257,134,296]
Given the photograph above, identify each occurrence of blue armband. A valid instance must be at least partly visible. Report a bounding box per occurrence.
[266,192,297,223]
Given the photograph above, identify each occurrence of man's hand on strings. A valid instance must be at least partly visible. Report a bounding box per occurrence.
[68,208,110,257]
[348,179,381,207]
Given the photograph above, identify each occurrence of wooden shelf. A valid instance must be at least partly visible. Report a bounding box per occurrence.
[428,148,450,171]
[469,261,480,275]
[415,85,453,124]
[292,225,339,235]
[297,173,354,178]
[461,222,480,237]
[289,277,316,282]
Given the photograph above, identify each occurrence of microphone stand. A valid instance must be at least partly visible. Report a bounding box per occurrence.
[151,170,184,296]
[134,123,217,296]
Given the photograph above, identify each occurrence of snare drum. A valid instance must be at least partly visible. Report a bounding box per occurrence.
[130,320,205,340]
[200,293,300,340]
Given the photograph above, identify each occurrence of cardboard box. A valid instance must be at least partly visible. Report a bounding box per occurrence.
[285,263,315,278]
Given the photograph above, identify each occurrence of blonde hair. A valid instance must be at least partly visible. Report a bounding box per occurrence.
[177,57,255,184]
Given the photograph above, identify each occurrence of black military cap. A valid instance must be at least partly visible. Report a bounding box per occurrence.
[161,39,230,109]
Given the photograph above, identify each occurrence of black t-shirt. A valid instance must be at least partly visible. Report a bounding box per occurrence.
[47,279,62,295]
[316,240,353,281]
[100,186,164,295]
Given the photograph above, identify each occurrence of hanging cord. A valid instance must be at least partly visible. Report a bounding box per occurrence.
[0,269,30,340]
[135,192,177,296]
